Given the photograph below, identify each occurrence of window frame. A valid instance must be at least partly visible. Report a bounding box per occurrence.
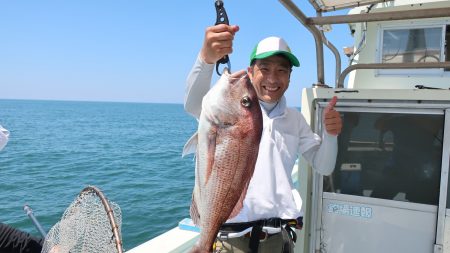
[312,100,449,208]
[375,22,447,76]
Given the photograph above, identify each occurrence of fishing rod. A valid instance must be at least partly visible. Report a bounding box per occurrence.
[214,0,231,75]
[23,204,47,238]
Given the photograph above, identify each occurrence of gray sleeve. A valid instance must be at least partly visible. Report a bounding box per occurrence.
[301,132,338,176]
[184,54,215,119]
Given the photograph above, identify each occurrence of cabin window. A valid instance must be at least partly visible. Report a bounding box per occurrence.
[382,27,442,64]
[323,111,444,206]
[377,24,447,75]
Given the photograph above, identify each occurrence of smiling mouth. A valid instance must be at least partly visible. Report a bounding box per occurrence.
[263,86,280,92]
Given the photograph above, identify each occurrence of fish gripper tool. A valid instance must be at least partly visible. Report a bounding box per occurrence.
[214,0,231,75]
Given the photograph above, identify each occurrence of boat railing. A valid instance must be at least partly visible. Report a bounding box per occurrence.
[278,0,450,88]
[338,62,450,88]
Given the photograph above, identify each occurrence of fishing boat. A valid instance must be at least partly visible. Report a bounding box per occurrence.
[128,0,450,252]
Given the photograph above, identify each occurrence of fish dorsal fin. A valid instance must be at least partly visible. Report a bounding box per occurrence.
[182,132,198,157]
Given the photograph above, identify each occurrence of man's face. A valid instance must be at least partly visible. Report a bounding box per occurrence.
[247,55,292,103]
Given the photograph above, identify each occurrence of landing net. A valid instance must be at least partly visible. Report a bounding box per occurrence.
[41,186,123,253]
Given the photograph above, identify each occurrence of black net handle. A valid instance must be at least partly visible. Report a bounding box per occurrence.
[214,0,231,75]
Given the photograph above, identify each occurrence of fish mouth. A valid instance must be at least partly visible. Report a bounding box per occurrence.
[263,86,280,92]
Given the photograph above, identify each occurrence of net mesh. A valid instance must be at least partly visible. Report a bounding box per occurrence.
[41,186,123,253]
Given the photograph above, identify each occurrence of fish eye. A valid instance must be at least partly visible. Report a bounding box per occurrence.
[241,96,251,108]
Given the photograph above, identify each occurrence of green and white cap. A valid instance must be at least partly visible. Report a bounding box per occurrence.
[250,36,300,67]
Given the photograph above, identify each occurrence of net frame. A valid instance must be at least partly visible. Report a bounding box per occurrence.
[42,185,123,253]
[81,186,123,253]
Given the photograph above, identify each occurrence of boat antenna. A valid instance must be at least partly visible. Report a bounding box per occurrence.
[214,0,231,75]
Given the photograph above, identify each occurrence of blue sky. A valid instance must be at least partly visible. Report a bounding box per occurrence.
[0,1,353,107]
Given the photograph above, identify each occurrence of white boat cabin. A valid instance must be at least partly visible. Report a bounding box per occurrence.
[296,0,450,252]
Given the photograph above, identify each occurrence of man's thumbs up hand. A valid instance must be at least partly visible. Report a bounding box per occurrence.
[323,96,342,136]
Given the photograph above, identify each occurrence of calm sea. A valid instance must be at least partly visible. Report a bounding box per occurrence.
[0,99,198,250]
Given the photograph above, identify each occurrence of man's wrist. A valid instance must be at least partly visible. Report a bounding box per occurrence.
[199,50,216,65]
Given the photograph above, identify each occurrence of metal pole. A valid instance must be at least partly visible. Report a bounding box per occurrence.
[279,0,325,86]
[317,11,341,88]
[321,32,341,88]
[23,205,47,238]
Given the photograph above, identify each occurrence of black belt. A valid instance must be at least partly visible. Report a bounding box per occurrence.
[219,217,302,253]
[220,217,302,232]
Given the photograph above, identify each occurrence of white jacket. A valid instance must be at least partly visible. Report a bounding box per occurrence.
[185,55,337,222]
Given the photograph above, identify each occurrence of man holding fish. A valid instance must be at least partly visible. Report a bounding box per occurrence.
[184,24,342,253]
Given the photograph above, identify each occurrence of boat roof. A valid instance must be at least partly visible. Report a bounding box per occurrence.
[310,0,392,12]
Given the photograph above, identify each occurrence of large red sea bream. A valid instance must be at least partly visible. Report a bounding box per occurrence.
[183,69,263,253]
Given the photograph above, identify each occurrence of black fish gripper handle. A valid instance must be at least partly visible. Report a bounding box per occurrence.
[214,0,231,75]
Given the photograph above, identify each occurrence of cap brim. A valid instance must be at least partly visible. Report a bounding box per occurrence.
[253,51,300,67]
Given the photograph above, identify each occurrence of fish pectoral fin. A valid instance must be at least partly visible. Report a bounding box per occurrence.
[205,128,217,184]
[190,193,201,226]
[182,132,198,157]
